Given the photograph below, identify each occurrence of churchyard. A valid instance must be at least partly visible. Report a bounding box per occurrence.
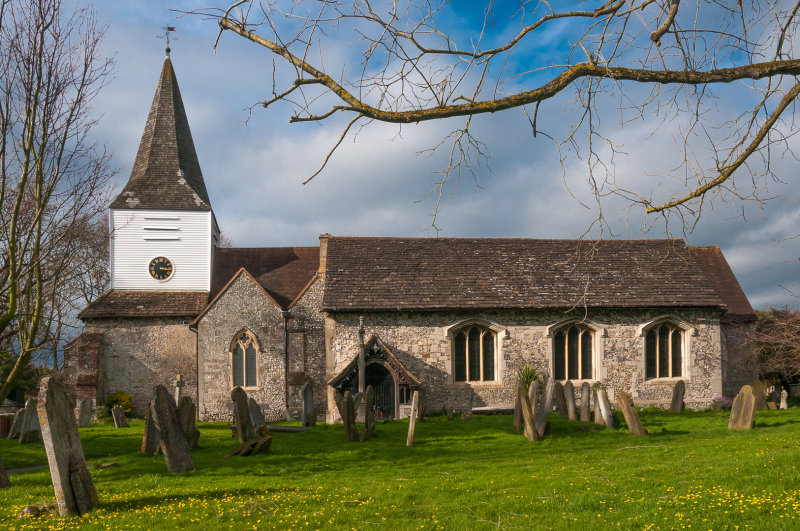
[1,398,799,530]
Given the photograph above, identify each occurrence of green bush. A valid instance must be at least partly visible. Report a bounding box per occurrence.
[518,363,539,390]
[107,390,136,417]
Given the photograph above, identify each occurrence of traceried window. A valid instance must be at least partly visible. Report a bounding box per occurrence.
[231,330,258,388]
[553,324,594,380]
[645,322,683,380]
[453,325,496,382]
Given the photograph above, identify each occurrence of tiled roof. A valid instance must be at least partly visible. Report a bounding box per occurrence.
[212,247,319,309]
[689,246,755,320]
[80,290,209,319]
[110,57,211,211]
[322,238,728,311]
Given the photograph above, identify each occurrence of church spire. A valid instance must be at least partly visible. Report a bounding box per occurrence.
[111,57,212,211]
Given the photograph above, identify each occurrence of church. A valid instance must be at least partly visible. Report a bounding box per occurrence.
[63,55,757,422]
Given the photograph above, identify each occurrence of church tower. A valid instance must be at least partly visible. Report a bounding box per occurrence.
[109,52,219,291]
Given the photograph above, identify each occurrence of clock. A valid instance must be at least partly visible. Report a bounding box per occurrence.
[149,256,173,280]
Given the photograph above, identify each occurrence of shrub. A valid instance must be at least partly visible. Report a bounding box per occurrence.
[710,396,733,411]
[518,363,539,390]
[107,390,136,417]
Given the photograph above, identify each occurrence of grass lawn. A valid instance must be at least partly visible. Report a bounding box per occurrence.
[1,407,799,530]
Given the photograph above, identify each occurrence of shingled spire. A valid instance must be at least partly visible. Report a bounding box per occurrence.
[111,57,212,211]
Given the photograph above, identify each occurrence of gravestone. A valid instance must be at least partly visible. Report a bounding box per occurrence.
[174,374,185,405]
[360,385,376,441]
[751,380,768,410]
[7,408,24,440]
[564,381,577,421]
[37,376,98,516]
[597,389,614,429]
[593,389,604,426]
[301,383,316,428]
[518,381,540,442]
[19,398,41,443]
[669,380,686,413]
[553,381,569,419]
[780,389,788,410]
[178,396,200,449]
[0,454,10,489]
[247,397,266,433]
[728,385,756,430]
[334,390,359,442]
[534,379,555,437]
[767,402,777,410]
[111,405,129,428]
[579,382,591,422]
[528,381,541,439]
[76,398,93,428]
[141,401,160,455]
[406,390,420,446]
[231,387,255,443]
[513,391,522,432]
[151,385,194,473]
[616,391,648,436]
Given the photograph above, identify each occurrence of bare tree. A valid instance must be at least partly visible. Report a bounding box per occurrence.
[205,1,800,231]
[0,0,113,404]
[749,307,800,387]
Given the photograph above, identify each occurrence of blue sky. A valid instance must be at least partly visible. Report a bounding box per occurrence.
[87,1,799,309]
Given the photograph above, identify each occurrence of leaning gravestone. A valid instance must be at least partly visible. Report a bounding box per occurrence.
[76,398,93,428]
[247,397,266,432]
[534,379,555,438]
[360,385,376,441]
[616,391,648,436]
[513,390,523,432]
[178,396,200,449]
[334,390,359,442]
[37,376,98,516]
[301,383,316,428]
[232,387,255,443]
[564,381,577,421]
[141,401,160,455]
[19,398,41,444]
[7,408,24,440]
[751,380,768,410]
[151,385,194,473]
[579,382,591,422]
[517,380,540,442]
[553,381,569,419]
[780,389,788,410]
[111,405,129,428]
[593,389,604,426]
[669,380,686,413]
[406,390,420,446]
[597,389,615,429]
[0,454,10,489]
[728,385,756,430]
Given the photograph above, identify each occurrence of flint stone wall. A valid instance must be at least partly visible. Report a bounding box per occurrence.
[720,320,758,398]
[285,278,326,418]
[325,307,727,417]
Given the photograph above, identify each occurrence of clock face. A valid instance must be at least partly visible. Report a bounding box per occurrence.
[149,256,173,281]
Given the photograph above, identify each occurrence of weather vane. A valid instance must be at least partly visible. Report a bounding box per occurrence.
[159,25,177,56]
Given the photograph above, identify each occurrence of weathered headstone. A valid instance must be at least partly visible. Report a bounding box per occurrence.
[19,398,41,443]
[728,385,756,430]
[564,381,577,421]
[231,387,255,443]
[360,385,376,441]
[579,382,591,422]
[174,374,185,405]
[111,405,129,428]
[151,385,194,473]
[247,397,266,432]
[76,398,93,428]
[0,454,10,489]
[7,408,24,440]
[752,380,768,410]
[141,401,160,455]
[513,391,522,432]
[553,381,569,419]
[767,402,777,410]
[178,396,200,449]
[597,389,614,429]
[528,381,541,439]
[669,380,686,414]
[37,376,98,516]
[334,390,359,442]
[780,389,788,410]
[616,391,648,436]
[518,381,540,442]
[301,383,316,428]
[593,389,604,426]
[406,390,420,446]
[534,379,555,437]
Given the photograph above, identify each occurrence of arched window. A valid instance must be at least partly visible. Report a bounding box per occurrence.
[231,330,258,388]
[553,324,594,380]
[453,325,496,382]
[645,322,683,380]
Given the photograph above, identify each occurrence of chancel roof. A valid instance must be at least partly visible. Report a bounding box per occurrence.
[110,57,211,211]
[322,238,733,312]
[689,246,755,319]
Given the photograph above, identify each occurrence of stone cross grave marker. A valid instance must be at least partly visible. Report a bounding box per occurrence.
[579,382,591,422]
[178,396,200,449]
[301,383,316,428]
[111,405,129,428]
[534,379,555,438]
[19,397,41,444]
[76,398,94,428]
[247,397,266,434]
[231,387,255,443]
[360,385,376,441]
[0,454,10,489]
[728,385,756,430]
[406,390,420,446]
[151,385,194,473]
[593,389,604,426]
[616,391,648,436]
[37,376,98,516]
[597,389,615,429]
[780,389,788,410]
[174,374,185,405]
[751,380,768,410]
[553,381,569,419]
[7,408,24,440]
[669,380,686,414]
[141,401,160,455]
[564,381,577,421]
